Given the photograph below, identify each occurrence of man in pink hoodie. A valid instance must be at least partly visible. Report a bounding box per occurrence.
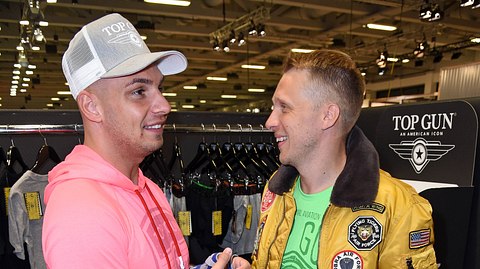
[42,13,249,269]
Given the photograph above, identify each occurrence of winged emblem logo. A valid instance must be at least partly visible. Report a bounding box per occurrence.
[389,138,455,174]
[108,31,142,47]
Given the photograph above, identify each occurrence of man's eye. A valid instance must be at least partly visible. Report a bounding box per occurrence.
[133,88,145,95]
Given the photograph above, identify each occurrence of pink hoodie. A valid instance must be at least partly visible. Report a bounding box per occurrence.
[42,145,189,269]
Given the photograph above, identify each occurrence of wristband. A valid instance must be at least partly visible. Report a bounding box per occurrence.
[228,254,239,268]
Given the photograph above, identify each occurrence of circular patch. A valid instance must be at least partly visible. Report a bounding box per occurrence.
[348,216,383,251]
[261,189,276,212]
[412,140,427,166]
[332,250,363,269]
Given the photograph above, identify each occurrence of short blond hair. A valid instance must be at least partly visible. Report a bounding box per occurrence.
[283,49,365,132]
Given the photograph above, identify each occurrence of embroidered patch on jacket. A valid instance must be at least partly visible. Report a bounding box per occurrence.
[348,216,383,251]
[332,250,363,269]
[351,202,386,214]
[409,229,431,249]
[261,189,276,212]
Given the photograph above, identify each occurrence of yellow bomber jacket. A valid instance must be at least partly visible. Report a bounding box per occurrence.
[251,126,437,269]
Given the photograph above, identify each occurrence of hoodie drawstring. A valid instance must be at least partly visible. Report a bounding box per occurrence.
[135,185,185,269]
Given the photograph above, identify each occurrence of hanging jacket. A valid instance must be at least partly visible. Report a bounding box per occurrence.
[251,126,437,269]
[42,145,189,269]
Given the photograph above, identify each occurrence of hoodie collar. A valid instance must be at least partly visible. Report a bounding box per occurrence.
[267,125,380,207]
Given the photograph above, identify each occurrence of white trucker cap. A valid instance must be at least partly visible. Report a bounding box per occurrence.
[62,13,188,99]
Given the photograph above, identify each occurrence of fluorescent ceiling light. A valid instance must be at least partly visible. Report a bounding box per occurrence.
[221,94,237,99]
[181,104,195,109]
[51,97,60,101]
[19,20,29,26]
[39,21,49,27]
[365,23,397,31]
[46,104,54,107]
[183,85,197,90]
[140,35,147,40]
[57,91,71,95]
[248,88,265,93]
[47,0,57,3]
[143,0,191,6]
[387,57,399,62]
[402,59,410,63]
[26,70,34,75]
[207,76,227,81]
[241,64,266,70]
[163,92,177,97]
[20,89,27,92]
[200,100,207,103]
[291,48,314,53]
[471,37,480,43]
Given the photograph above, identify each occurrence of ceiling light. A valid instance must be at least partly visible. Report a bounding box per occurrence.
[14,64,22,68]
[257,24,266,37]
[241,64,266,69]
[402,58,410,63]
[212,39,221,51]
[19,20,29,26]
[39,21,49,27]
[140,35,147,40]
[22,83,29,87]
[47,0,57,3]
[162,92,177,97]
[387,57,399,62]
[12,80,19,85]
[23,77,30,81]
[291,48,314,53]
[13,70,21,75]
[471,37,480,43]
[221,94,237,99]
[207,76,228,81]
[413,41,428,58]
[57,91,71,95]
[28,64,37,69]
[248,88,265,93]
[181,104,195,109]
[376,51,387,68]
[183,85,197,90]
[365,23,397,31]
[460,0,475,7]
[200,100,207,103]
[143,0,191,6]
[51,97,60,101]
[248,20,257,36]
[26,70,34,75]
[16,42,25,51]
[11,85,18,89]
[20,89,27,93]
[222,40,230,52]
[46,104,53,107]
[229,30,236,44]
[237,32,246,46]
[13,75,20,80]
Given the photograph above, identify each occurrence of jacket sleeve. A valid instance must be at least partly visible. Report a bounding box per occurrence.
[42,181,129,269]
[378,192,437,269]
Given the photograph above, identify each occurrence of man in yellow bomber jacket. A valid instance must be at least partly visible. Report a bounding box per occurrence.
[251,50,437,269]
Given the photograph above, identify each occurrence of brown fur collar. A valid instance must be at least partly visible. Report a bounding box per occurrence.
[267,125,380,207]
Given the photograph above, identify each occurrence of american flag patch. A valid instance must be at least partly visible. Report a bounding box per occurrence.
[409,229,431,249]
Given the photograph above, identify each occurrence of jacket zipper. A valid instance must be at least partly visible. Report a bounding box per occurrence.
[265,195,287,267]
[318,204,332,266]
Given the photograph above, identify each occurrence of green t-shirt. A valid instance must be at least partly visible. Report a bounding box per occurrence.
[280,178,333,269]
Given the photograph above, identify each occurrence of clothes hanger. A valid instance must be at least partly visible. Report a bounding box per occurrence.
[7,138,29,172]
[31,129,62,174]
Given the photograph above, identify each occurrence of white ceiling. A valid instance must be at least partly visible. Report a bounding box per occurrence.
[0,0,479,110]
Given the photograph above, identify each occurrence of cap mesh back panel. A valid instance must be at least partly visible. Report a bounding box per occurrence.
[67,34,95,74]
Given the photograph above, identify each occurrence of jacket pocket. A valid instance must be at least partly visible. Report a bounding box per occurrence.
[406,247,437,269]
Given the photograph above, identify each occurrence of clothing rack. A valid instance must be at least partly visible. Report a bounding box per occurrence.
[0,123,272,135]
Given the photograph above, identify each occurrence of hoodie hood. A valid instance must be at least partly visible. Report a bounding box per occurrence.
[45,145,145,203]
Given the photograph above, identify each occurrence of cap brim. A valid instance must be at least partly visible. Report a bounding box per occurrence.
[101,50,187,78]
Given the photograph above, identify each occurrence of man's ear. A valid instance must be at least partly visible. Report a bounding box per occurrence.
[321,103,340,130]
[77,91,102,123]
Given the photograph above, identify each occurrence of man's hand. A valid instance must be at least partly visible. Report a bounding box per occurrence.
[212,248,251,269]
